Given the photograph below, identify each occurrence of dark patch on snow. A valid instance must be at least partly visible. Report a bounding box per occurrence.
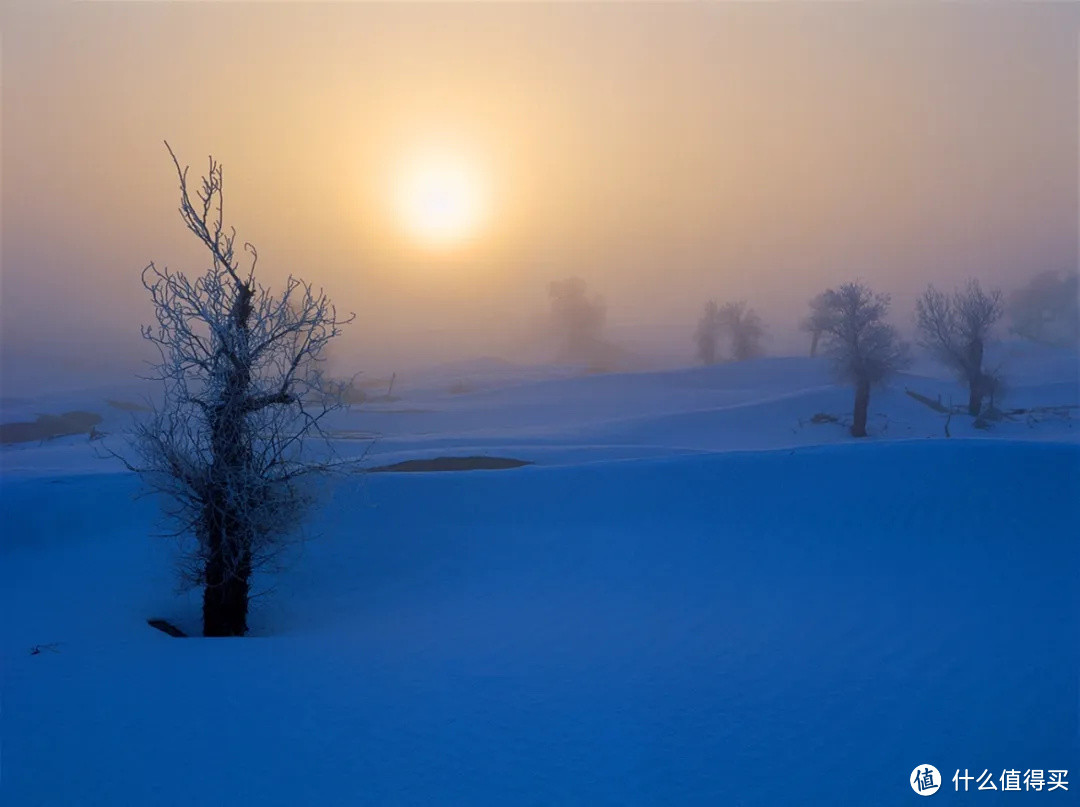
[370,456,532,473]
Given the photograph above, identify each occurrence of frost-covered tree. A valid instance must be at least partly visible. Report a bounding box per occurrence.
[548,277,608,366]
[915,279,1003,416]
[717,301,765,361]
[694,300,720,365]
[816,282,907,437]
[125,144,354,636]
[1007,269,1079,348]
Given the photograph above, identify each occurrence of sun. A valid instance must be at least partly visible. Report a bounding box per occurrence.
[394,151,486,248]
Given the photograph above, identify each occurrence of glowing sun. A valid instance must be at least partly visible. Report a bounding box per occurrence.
[394,152,486,247]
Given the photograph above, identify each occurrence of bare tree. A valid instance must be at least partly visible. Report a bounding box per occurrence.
[694,300,720,365]
[816,282,908,437]
[1007,269,1079,348]
[124,143,354,636]
[717,301,765,361]
[801,292,831,357]
[548,277,608,367]
[695,299,764,364]
[915,279,1004,416]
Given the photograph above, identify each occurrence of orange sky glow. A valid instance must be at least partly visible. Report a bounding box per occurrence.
[2,1,1077,385]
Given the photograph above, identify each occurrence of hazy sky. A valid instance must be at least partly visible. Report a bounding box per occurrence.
[2,1,1078,388]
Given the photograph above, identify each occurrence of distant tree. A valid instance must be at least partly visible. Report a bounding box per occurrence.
[717,301,765,361]
[123,144,354,636]
[1007,269,1079,348]
[695,300,721,365]
[915,279,1004,416]
[801,292,831,357]
[816,282,908,437]
[548,277,608,366]
[695,299,764,364]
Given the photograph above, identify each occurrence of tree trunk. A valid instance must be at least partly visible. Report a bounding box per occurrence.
[203,553,250,637]
[203,573,251,636]
[201,497,252,637]
[810,329,820,358]
[201,281,256,637]
[200,464,253,636]
[965,338,985,415]
[967,384,983,417]
[851,378,870,437]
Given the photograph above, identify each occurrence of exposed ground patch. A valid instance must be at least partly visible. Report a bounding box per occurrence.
[369,456,532,473]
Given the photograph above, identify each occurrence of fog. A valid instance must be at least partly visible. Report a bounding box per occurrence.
[2,1,1077,392]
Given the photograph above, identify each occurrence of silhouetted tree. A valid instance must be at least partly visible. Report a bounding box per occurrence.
[695,300,721,365]
[548,277,608,367]
[816,282,908,437]
[695,299,764,364]
[1007,269,1079,348]
[717,301,765,361]
[801,292,831,357]
[915,279,1004,416]
[124,143,354,636]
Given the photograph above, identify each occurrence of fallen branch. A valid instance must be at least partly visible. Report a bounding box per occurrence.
[147,618,187,638]
[904,388,950,413]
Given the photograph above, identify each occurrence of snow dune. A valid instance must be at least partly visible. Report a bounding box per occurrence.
[2,441,1077,804]
[1,349,1077,804]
